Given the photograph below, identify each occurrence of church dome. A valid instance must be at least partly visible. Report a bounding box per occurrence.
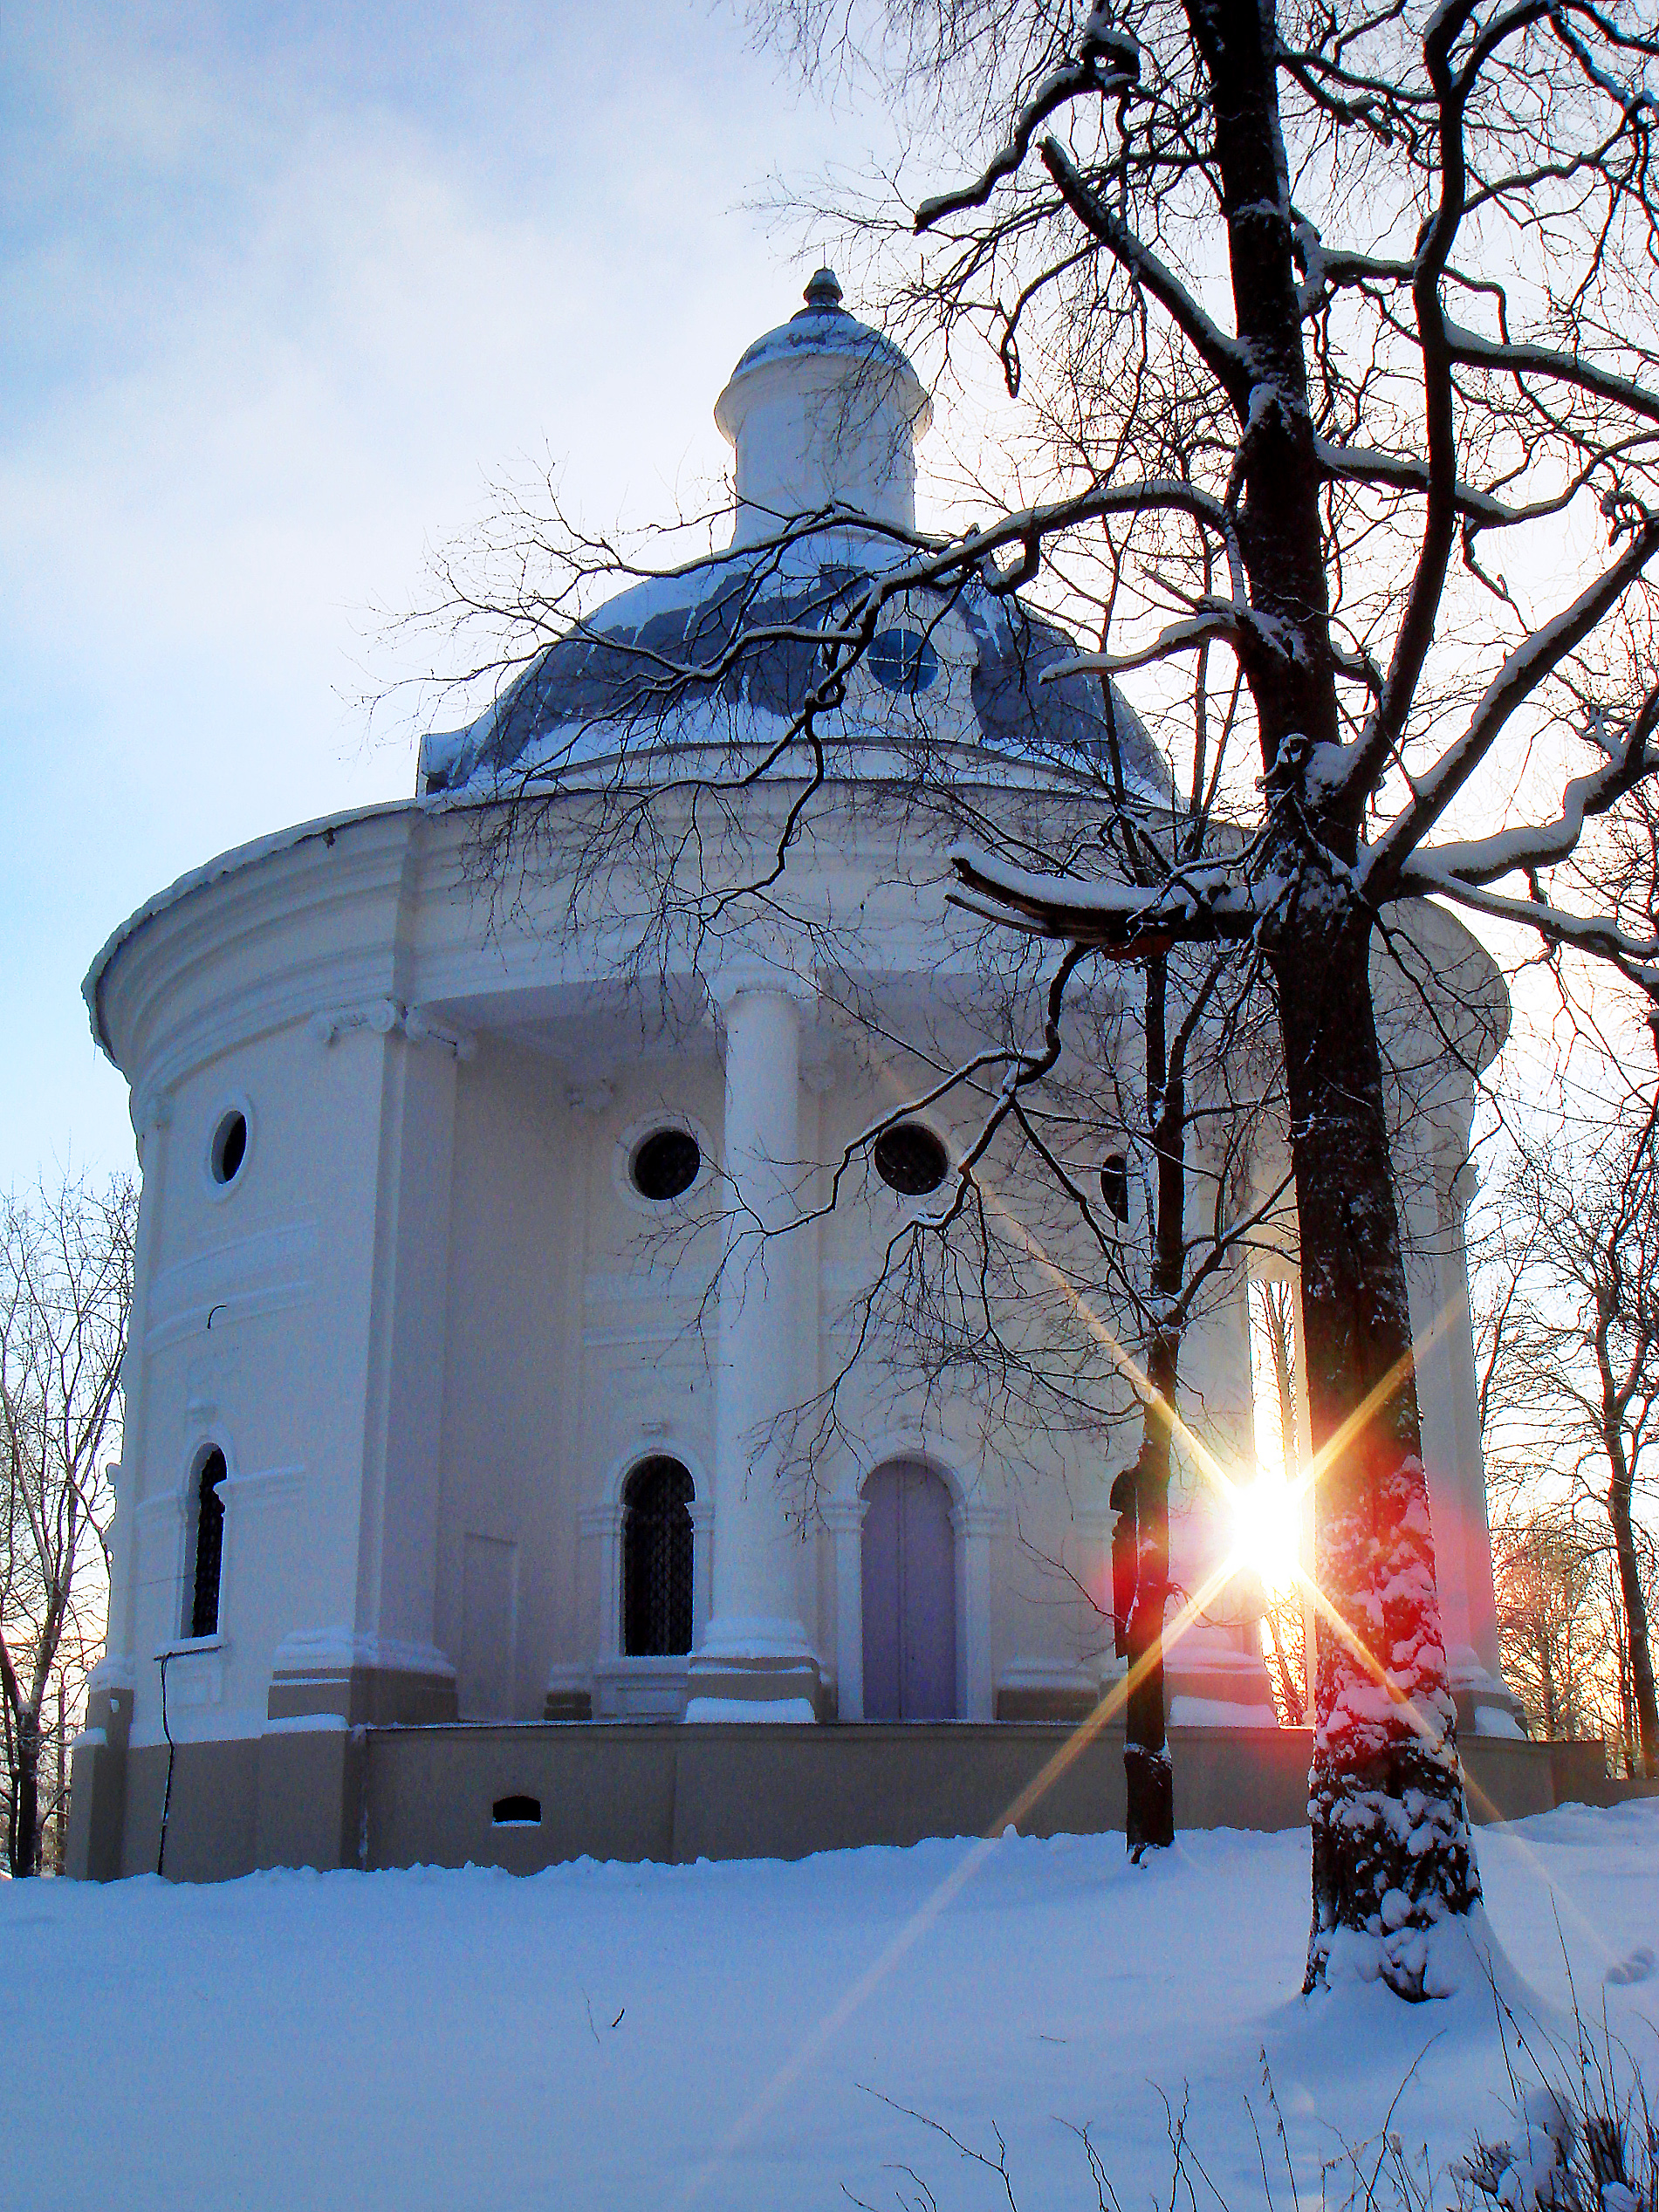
[417,272,1170,805]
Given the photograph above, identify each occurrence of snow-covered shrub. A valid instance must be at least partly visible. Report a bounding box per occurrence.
[1455,2049,1657,2212]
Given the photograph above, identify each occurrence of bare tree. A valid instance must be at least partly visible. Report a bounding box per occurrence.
[389,0,1659,1997]
[747,0,1659,1995]
[1492,1505,1611,1742]
[1484,1110,1659,1772]
[0,1171,134,1876]
[1602,1538,1659,1774]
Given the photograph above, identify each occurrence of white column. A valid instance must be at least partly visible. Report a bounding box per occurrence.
[689,1498,716,1649]
[1436,1168,1504,1684]
[552,1081,603,1678]
[269,1020,460,1726]
[952,1499,1002,1721]
[823,1496,868,1720]
[1074,1503,1121,1683]
[103,1086,173,1677]
[581,1500,627,1660]
[687,970,819,1718]
[1394,1083,1521,1730]
[1164,1248,1279,1720]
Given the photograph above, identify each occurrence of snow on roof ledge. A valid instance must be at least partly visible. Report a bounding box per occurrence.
[81,798,419,1064]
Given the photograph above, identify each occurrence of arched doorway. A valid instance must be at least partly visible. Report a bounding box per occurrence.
[861,1461,957,1719]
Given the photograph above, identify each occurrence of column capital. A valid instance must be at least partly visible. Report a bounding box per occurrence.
[705,957,814,1015]
[819,1496,869,1535]
[950,1496,1007,1540]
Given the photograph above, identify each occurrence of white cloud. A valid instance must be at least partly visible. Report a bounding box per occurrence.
[2,2,855,1188]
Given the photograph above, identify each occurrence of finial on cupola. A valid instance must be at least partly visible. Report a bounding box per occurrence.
[716,265,931,546]
[803,267,844,311]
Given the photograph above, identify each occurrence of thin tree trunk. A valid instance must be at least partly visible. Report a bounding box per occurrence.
[1264,1284,1299,1477]
[1122,953,1184,1854]
[55,1675,66,1875]
[1125,1359,1176,1854]
[11,1704,41,1877]
[1265,1605,1306,1726]
[1606,1441,1659,1777]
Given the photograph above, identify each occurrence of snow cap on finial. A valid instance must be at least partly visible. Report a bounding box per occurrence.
[803,267,844,311]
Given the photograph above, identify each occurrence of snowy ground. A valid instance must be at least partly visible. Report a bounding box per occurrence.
[4,1802,1656,2211]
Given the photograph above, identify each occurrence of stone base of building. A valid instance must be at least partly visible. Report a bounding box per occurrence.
[65,1718,1653,1886]
[1445,1646,1531,1740]
[684,1637,826,1722]
[994,1661,1104,1722]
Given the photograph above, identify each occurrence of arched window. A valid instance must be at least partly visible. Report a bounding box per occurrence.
[1100,1152,1131,1225]
[189,1448,228,1638]
[621,1457,694,1657]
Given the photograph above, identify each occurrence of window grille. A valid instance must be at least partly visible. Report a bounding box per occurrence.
[621,1457,695,1657]
[190,1448,227,1638]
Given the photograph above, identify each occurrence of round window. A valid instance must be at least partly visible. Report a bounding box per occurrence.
[874,1122,949,1197]
[210,1109,249,1187]
[867,627,941,695]
[630,1127,702,1203]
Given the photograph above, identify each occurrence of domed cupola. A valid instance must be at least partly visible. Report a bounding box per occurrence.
[714,270,933,546]
[416,271,1169,806]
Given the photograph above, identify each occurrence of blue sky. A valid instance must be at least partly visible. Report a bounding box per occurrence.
[2,2,863,1194]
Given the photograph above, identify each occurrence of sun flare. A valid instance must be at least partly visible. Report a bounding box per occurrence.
[1231,1469,1303,1594]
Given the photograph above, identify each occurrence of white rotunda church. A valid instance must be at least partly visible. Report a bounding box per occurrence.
[69,273,1545,1886]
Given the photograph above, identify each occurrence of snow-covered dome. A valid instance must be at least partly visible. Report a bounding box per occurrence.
[419,273,1169,805]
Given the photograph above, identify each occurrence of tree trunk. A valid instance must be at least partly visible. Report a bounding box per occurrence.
[1275,913,1479,1996]
[1125,1387,1176,1855]
[10,1703,42,1878]
[55,1676,66,1876]
[1607,1448,1659,1777]
[1121,952,1185,1855]
[1176,0,1480,1995]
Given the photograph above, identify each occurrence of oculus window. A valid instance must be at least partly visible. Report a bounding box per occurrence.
[867,627,940,695]
[629,1127,701,1204]
[209,1109,248,1187]
[874,1123,949,1198]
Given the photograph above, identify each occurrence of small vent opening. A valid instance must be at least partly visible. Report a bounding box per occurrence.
[491,1793,542,1828]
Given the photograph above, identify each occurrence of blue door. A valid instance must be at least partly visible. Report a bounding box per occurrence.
[861,1462,957,1719]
